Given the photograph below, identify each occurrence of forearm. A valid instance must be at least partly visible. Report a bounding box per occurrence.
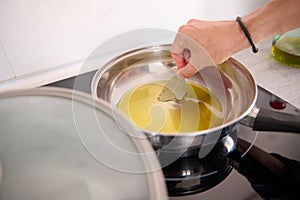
[172,0,300,77]
[243,0,300,44]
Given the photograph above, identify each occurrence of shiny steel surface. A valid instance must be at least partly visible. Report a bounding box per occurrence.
[92,45,257,151]
[240,107,260,127]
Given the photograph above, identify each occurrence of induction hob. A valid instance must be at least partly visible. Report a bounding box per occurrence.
[47,70,300,200]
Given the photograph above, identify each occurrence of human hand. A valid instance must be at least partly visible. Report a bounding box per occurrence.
[171,19,248,77]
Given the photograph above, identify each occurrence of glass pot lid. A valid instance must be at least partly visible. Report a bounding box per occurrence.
[0,87,167,200]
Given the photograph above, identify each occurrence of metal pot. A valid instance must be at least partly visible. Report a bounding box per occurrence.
[91,45,300,157]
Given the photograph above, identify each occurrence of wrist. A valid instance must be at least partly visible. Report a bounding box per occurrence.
[229,20,251,54]
[236,16,258,53]
[243,11,275,44]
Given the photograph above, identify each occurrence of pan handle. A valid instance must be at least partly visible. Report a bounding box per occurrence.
[241,107,300,133]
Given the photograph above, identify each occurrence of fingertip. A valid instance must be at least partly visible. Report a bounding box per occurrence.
[178,63,198,78]
[171,52,180,61]
[171,53,186,69]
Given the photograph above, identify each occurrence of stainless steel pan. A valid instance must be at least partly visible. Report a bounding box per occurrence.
[91,45,300,156]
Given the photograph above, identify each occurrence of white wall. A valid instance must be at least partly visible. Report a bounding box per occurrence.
[0,0,269,90]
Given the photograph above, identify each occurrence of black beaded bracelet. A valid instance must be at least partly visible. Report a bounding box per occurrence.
[236,16,258,53]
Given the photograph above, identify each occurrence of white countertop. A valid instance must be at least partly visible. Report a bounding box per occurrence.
[233,38,300,109]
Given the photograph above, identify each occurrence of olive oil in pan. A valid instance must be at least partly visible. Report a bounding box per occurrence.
[117,81,223,133]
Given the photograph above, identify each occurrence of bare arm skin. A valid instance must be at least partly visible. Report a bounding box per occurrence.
[172,0,300,77]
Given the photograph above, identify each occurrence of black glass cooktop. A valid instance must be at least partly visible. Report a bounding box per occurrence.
[47,70,300,200]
